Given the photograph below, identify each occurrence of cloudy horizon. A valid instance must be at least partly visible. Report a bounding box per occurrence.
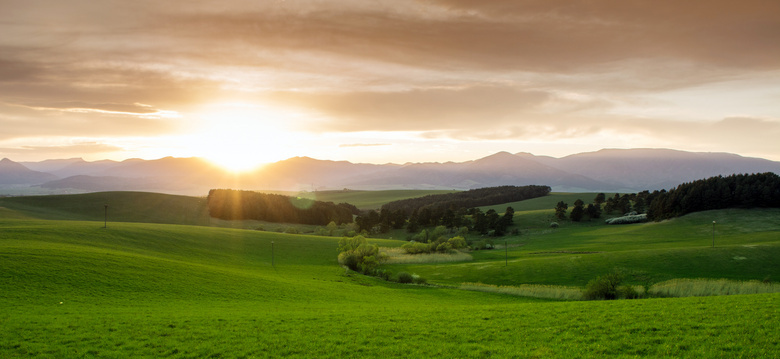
[2,0,779,169]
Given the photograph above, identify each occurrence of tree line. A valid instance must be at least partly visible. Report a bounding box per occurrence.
[352,185,547,235]
[207,189,355,225]
[646,172,780,221]
[381,185,550,216]
[553,172,780,223]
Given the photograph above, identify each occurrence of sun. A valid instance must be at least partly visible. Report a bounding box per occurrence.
[187,102,302,172]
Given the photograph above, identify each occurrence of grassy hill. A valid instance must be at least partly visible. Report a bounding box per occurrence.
[386,207,780,287]
[0,191,211,225]
[0,189,455,226]
[1,192,779,357]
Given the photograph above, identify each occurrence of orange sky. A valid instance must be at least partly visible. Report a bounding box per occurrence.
[1,0,779,170]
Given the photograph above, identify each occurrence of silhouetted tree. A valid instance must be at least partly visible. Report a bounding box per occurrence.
[570,199,585,222]
[555,201,568,220]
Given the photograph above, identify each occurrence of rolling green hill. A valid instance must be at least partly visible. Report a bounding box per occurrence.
[304,189,459,210]
[1,193,779,357]
[0,189,456,225]
[386,208,780,289]
[0,191,211,225]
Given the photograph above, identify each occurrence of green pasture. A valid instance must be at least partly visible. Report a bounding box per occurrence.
[307,189,458,210]
[386,208,780,288]
[1,192,779,357]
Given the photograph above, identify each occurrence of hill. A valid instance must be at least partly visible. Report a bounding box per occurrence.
[1,212,777,357]
[0,191,211,225]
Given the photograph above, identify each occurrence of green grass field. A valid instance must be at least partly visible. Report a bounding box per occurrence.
[1,192,779,357]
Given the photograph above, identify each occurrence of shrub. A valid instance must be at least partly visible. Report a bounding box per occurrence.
[472,238,495,250]
[337,251,360,271]
[397,272,413,283]
[412,274,427,285]
[447,236,468,249]
[402,241,434,255]
[284,227,299,234]
[583,273,623,300]
[375,269,392,281]
[436,242,454,253]
[337,235,385,274]
[550,222,559,228]
[620,285,640,299]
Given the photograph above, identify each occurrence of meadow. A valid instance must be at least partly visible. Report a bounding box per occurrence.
[1,192,779,357]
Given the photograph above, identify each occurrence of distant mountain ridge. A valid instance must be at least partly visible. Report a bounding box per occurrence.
[0,158,58,185]
[2,149,780,195]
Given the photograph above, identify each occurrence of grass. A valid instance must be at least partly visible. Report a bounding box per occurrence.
[460,282,585,300]
[1,192,779,357]
[383,247,473,264]
[650,278,780,297]
[305,189,458,210]
[386,208,780,288]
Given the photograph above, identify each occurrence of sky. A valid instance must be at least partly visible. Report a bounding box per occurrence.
[1,0,779,171]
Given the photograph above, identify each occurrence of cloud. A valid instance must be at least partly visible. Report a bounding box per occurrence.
[0,102,180,140]
[339,143,392,148]
[270,85,553,132]
[21,101,166,115]
[0,142,124,156]
[1,0,778,162]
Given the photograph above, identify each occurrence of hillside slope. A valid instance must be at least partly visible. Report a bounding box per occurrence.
[1,216,777,357]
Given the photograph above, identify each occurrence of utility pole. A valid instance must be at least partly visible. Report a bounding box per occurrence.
[104,204,108,229]
[712,221,716,248]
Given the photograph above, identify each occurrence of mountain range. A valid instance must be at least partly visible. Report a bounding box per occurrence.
[2,148,780,196]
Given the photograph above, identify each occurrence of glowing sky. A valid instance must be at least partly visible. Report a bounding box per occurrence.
[2,0,779,170]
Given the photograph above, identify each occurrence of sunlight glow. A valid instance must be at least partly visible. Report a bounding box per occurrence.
[188,102,304,172]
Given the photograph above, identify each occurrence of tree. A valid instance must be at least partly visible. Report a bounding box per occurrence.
[594,193,606,205]
[555,201,568,220]
[633,196,646,213]
[326,221,338,236]
[618,194,632,215]
[586,203,602,219]
[472,208,488,234]
[570,199,584,222]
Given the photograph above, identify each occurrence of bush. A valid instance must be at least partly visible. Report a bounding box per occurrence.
[447,236,468,249]
[436,242,454,253]
[550,222,559,228]
[620,285,640,299]
[338,251,360,271]
[470,239,494,250]
[402,241,434,255]
[583,273,623,300]
[397,272,413,284]
[337,235,386,274]
[284,227,299,234]
[412,274,427,285]
[375,269,392,281]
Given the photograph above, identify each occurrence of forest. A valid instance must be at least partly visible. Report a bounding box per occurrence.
[646,172,780,221]
[207,189,355,225]
[380,185,550,216]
